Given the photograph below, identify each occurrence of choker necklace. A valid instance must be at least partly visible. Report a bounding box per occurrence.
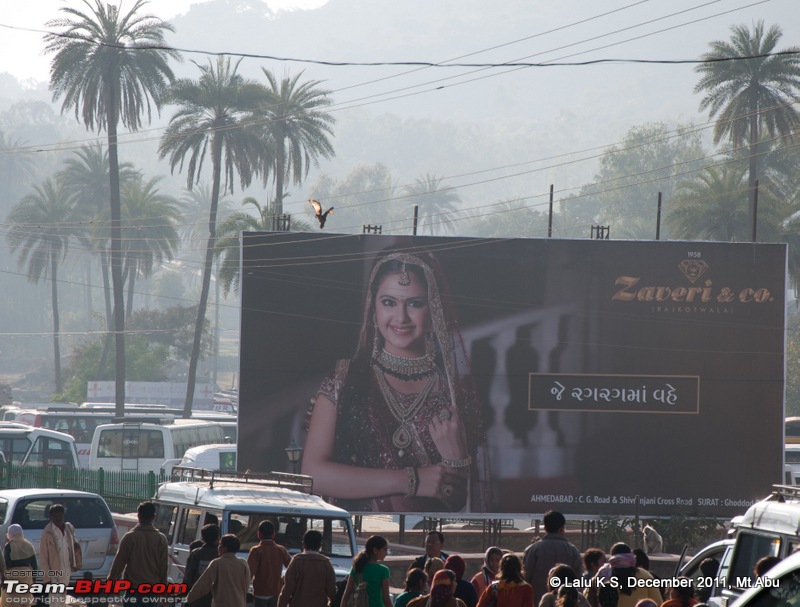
[374,368,436,457]
[373,348,435,381]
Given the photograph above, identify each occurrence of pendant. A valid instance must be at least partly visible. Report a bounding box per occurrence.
[392,424,412,450]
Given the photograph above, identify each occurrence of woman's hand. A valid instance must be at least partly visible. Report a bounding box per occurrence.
[416,464,467,505]
[428,404,468,461]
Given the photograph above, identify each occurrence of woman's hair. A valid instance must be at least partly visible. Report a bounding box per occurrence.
[557,586,579,607]
[608,549,636,596]
[669,578,695,607]
[425,556,446,577]
[610,542,632,555]
[632,548,649,570]
[404,567,428,591]
[548,564,578,592]
[444,554,466,580]
[352,535,388,574]
[498,553,524,584]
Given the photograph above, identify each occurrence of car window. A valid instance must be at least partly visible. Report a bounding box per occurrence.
[739,570,800,607]
[26,437,76,469]
[12,497,112,529]
[154,504,178,543]
[0,499,7,525]
[176,508,203,546]
[731,533,781,588]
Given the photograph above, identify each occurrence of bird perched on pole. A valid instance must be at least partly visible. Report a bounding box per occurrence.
[309,198,334,228]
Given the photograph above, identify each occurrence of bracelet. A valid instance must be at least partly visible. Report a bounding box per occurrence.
[405,467,419,497]
[441,456,472,468]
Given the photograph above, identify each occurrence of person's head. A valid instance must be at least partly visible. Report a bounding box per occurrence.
[48,504,66,528]
[485,546,503,574]
[584,548,607,574]
[200,524,220,546]
[218,534,240,555]
[699,557,720,578]
[556,586,579,607]
[6,524,24,542]
[668,578,695,606]
[610,542,631,555]
[543,510,566,533]
[353,535,389,573]
[548,564,578,592]
[258,520,275,541]
[632,548,649,570]
[635,600,658,607]
[404,568,428,592]
[499,553,524,584]
[137,501,156,524]
[754,556,781,577]
[430,569,456,605]
[444,555,466,581]
[302,529,323,552]
[425,557,445,579]
[424,531,445,558]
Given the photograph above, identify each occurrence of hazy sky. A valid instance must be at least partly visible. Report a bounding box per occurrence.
[0,0,328,84]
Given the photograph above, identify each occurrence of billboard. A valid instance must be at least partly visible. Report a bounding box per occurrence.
[238,233,786,517]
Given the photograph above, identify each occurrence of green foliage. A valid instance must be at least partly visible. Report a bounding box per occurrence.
[594,515,634,552]
[786,314,800,417]
[644,516,727,554]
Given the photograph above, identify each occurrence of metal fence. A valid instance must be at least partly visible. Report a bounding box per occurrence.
[0,464,162,513]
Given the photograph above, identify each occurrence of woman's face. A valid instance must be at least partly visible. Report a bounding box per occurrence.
[374,270,430,356]
[488,552,502,572]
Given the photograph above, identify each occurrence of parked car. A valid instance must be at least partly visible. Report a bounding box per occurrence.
[730,548,800,607]
[0,488,118,581]
[677,538,735,607]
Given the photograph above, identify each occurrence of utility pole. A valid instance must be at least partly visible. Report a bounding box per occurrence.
[656,192,662,241]
[548,184,554,237]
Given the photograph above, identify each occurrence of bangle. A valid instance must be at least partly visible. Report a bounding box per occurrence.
[405,467,418,497]
[441,456,472,468]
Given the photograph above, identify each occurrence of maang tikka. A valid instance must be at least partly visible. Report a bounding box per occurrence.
[398,262,411,286]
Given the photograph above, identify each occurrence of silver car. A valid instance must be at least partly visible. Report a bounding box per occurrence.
[0,489,118,581]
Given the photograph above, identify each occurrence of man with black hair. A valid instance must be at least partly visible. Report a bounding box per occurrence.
[108,501,169,606]
[409,530,449,571]
[248,520,291,607]
[187,534,251,607]
[522,510,583,606]
[278,529,337,607]
[184,524,221,607]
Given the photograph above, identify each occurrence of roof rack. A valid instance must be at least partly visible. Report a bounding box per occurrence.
[768,484,800,502]
[170,465,314,494]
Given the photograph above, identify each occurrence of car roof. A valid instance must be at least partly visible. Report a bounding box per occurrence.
[0,488,102,499]
[183,444,236,456]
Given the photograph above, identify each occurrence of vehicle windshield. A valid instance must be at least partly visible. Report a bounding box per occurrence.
[226,512,353,558]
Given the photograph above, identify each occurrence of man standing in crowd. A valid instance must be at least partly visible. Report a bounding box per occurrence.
[277,529,337,607]
[409,531,449,571]
[184,524,221,607]
[108,501,169,606]
[39,504,77,605]
[186,534,251,607]
[248,520,291,607]
[522,510,584,605]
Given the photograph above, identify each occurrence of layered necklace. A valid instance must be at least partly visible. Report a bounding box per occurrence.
[373,347,435,381]
[374,368,436,457]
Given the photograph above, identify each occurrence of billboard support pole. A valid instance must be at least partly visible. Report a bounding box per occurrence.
[655,192,662,241]
[548,184,554,237]
[752,179,759,242]
[413,205,419,235]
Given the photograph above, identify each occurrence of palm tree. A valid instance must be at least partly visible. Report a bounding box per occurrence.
[45,0,179,416]
[0,131,37,209]
[694,21,800,235]
[6,179,80,393]
[259,69,336,214]
[215,196,312,295]
[119,176,181,316]
[159,57,269,416]
[402,174,461,234]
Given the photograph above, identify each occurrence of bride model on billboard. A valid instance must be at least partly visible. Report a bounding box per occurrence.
[302,249,490,512]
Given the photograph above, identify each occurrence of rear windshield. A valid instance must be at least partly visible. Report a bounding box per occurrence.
[11,497,114,529]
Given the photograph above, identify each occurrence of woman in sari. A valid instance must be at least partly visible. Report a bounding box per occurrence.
[303,249,489,512]
[3,524,38,607]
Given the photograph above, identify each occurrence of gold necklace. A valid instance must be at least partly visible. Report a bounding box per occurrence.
[374,368,436,457]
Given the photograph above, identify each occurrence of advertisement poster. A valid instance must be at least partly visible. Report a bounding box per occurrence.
[238,233,786,517]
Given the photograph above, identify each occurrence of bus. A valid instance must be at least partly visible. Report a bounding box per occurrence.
[0,422,81,469]
[89,420,226,474]
[13,409,175,467]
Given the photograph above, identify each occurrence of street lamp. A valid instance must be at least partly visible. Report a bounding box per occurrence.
[285,439,303,473]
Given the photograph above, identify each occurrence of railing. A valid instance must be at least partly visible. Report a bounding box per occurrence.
[0,463,162,513]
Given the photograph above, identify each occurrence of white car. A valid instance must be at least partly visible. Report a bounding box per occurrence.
[730,548,800,607]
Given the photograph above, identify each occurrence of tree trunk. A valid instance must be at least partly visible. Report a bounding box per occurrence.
[97,248,112,379]
[51,254,62,394]
[184,132,224,417]
[748,97,759,241]
[274,135,285,215]
[107,95,126,418]
[126,268,136,319]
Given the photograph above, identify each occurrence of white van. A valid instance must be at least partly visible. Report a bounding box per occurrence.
[153,467,357,583]
[0,422,81,469]
[89,420,225,474]
[178,443,237,472]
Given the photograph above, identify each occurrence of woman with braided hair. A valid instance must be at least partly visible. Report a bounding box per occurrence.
[303,248,489,512]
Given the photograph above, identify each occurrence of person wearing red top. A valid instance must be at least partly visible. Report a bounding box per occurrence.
[247,520,291,607]
[476,553,533,607]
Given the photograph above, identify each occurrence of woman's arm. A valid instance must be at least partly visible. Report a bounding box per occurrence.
[340,572,355,607]
[382,577,392,607]
[303,395,460,499]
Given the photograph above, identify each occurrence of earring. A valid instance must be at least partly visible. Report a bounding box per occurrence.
[425,332,436,361]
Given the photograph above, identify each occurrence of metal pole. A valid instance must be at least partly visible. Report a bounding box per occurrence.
[413,205,419,236]
[751,179,759,242]
[548,184,554,238]
[656,192,662,241]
